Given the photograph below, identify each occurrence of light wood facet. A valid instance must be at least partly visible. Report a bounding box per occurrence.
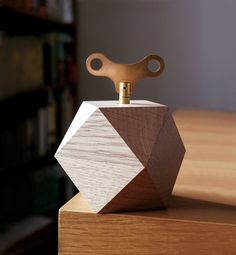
[55,107,144,213]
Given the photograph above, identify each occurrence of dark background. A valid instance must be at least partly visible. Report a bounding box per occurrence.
[0,1,76,254]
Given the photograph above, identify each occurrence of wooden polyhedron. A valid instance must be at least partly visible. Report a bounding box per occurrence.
[55,100,185,213]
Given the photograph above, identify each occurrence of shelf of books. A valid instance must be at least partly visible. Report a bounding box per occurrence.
[0,0,74,35]
[0,1,77,254]
[0,33,76,172]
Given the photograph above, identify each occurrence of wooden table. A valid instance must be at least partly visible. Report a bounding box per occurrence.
[173,109,236,206]
[58,110,236,255]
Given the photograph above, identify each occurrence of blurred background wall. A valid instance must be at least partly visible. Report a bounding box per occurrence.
[77,0,236,112]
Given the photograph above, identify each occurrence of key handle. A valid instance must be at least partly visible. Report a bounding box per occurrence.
[86,53,165,93]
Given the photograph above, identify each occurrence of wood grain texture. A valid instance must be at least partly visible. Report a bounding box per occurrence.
[55,107,143,213]
[101,106,185,208]
[100,106,168,166]
[59,193,236,255]
[147,112,185,206]
[55,101,185,213]
[100,168,165,213]
[174,109,236,206]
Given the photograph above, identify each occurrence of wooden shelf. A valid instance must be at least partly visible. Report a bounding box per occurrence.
[0,1,74,35]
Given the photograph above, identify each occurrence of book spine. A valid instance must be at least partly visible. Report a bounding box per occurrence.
[37,106,49,156]
[45,0,59,19]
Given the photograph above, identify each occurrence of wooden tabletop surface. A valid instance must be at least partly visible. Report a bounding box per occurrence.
[173,109,236,207]
[60,109,236,225]
[59,109,236,255]
[61,192,236,225]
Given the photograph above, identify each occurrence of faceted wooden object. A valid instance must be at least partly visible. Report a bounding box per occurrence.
[55,100,185,213]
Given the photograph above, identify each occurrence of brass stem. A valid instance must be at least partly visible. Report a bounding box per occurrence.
[119,81,131,104]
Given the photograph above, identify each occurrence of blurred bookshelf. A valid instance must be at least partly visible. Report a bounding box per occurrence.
[0,1,74,35]
[0,1,77,254]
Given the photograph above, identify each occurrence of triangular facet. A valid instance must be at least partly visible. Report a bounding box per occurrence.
[100,168,165,213]
[147,112,185,205]
[55,102,97,155]
[100,106,168,166]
